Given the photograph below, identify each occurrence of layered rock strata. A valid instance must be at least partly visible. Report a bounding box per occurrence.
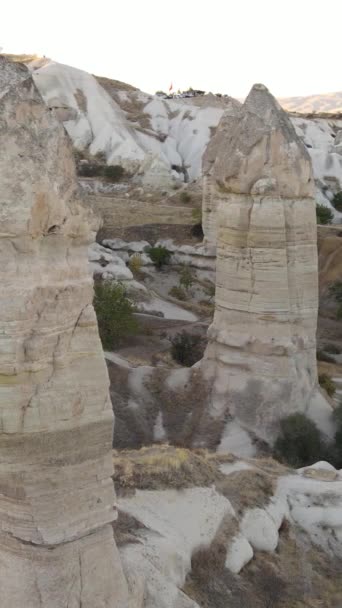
[0,57,129,606]
[202,98,242,246]
[202,84,333,444]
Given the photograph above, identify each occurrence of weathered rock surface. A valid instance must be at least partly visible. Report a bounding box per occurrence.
[0,57,129,607]
[202,84,333,444]
[202,98,242,245]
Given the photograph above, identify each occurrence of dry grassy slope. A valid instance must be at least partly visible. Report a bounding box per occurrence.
[279,90,342,113]
[87,195,196,239]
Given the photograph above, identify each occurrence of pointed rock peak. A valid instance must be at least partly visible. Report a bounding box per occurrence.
[213,83,314,198]
[203,100,242,172]
[244,82,287,124]
[0,55,30,98]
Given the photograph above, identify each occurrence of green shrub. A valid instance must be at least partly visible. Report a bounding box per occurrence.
[147,245,171,269]
[171,331,205,367]
[93,281,139,349]
[179,265,194,291]
[324,343,341,354]
[329,281,342,302]
[274,414,324,467]
[316,349,335,363]
[169,286,187,301]
[316,203,334,225]
[78,163,103,178]
[94,151,107,163]
[318,373,336,397]
[103,165,125,182]
[180,191,191,204]
[332,191,342,213]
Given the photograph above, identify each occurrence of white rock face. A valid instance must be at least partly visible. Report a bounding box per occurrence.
[240,508,279,552]
[0,57,129,607]
[202,84,333,446]
[26,59,342,200]
[118,487,234,608]
[276,472,342,557]
[116,460,342,604]
[225,533,254,573]
[88,242,134,280]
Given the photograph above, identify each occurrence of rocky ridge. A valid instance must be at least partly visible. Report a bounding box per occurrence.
[4,56,340,209]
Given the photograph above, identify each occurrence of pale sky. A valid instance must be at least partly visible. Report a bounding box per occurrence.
[2,0,341,98]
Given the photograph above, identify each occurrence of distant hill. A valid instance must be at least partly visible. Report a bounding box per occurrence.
[279,91,342,114]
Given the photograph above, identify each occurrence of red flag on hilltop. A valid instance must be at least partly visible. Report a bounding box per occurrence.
[169,82,173,93]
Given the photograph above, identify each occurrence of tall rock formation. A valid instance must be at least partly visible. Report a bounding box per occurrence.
[202,84,333,446]
[0,57,130,606]
[202,98,242,246]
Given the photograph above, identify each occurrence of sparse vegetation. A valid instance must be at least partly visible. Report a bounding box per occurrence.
[316,203,334,224]
[128,254,143,276]
[329,280,342,302]
[274,413,324,467]
[77,161,125,181]
[319,373,336,397]
[113,445,221,493]
[317,349,336,363]
[180,191,192,204]
[179,265,195,291]
[169,285,187,301]
[171,331,206,367]
[324,343,341,355]
[103,164,125,181]
[93,280,139,349]
[147,245,171,269]
[77,163,103,178]
[192,208,202,223]
[331,191,342,213]
[328,281,342,320]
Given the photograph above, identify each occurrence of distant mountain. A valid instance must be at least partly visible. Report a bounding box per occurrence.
[279,91,342,114]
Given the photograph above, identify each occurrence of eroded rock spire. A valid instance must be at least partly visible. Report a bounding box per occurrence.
[0,56,129,607]
[202,84,332,448]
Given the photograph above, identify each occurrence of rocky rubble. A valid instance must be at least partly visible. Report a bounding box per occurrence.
[114,447,342,608]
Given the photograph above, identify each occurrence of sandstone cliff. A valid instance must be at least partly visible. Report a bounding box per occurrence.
[0,57,129,607]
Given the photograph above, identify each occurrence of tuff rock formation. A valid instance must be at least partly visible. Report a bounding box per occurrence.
[0,57,130,607]
[202,84,333,446]
[202,98,242,246]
